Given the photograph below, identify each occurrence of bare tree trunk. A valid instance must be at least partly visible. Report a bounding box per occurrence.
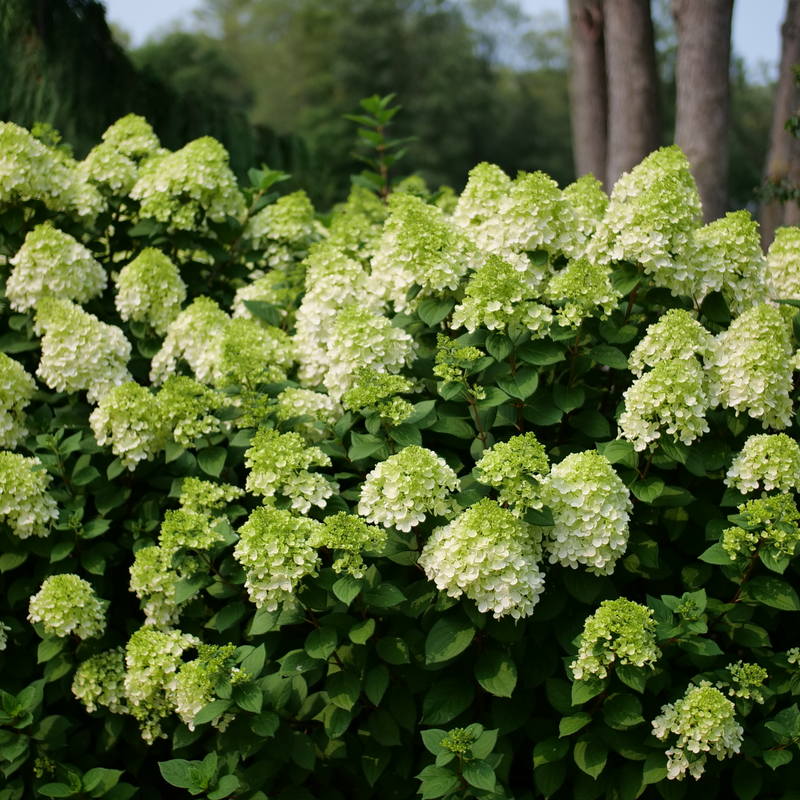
[672,0,733,223]
[604,0,660,189]
[568,0,608,190]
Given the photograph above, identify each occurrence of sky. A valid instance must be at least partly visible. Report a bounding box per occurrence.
[104,0,784,81]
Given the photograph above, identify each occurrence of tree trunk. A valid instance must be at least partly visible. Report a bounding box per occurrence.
[672,0,733,223]
[603,0,660,189]
[568,0,608,190]
[761,0,800,246]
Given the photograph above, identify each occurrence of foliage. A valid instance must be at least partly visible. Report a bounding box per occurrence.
[2,107,800,800]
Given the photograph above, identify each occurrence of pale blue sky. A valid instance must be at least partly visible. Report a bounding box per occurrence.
[104,0,784,80]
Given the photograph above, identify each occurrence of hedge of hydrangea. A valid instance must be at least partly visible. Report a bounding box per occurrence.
[0,114,800,800]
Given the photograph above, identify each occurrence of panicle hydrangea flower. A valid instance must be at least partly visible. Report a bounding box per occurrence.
[563,174,608,244]
[540,450,632,574]
[545,256,620,328]
[293,242,383,387]
[720,661,768,703]
[326,186,388,262]
[0,622,10,651]
[159,508,223,554]
[677,210,766,313]
[419,498,545,619]
[156,375,227,447]
[0,353,36,448]
[124,627,198,743]
[571,598,660,680]
[788,648,800,665]
[323,305,416,401]
[28,574,106,639]
[72,648,128,714]
[475,433,550,513]
[114,248,187,336]
[309,512,386,578]
[89,382,167,470]
[7,224,107,313]
[652,682,743,780]
[370,193,479,311]
[358,445,460,532]
[342,367,414,424]
[722,493,800,560]
[0,453,58,539]
[101,114,160,159]
[767,226,800,299]
[452,254,553,335]
[215,317,294,389]
[452,163,512,256]
[81,142,137,195]
[232,270,302,327]
[707,303,795,429]
[150,296,229,385]
[619,358,711,451]
[130,136,246,230]
[234,505,322,610]
[591,146,701,294]
[245,428,336,514]
[35,297,131,403]
[129,545,185,629]
[628,309,715,377]
[179,477,244,517]
[726,433,800,494]
[275,388,342,443]
[245,190,316,260]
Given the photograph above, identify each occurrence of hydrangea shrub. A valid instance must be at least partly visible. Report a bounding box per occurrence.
[0,117,800,800]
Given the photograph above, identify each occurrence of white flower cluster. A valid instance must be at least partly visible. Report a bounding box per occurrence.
[157,375,227,447]
[726,433,800,494]
[0,452,58,539]
[591,146,701,296]
[275,388,342,443]
[0,353,36,448]
[215,318,295,390]
[0,621,10,651]
[707,303,795,430]
[370,193,478,311]
[129,545,187,629]
[6,224,107,313]
[571,598,660,680]
[150,296,229,385]
[308,512,386,578]
[124,627,198,743]
[234,505,322,610]
[419,498,546,619]
[101,114,161,159]
[652,682,743,780]
[358,445,460,531]
[544,256,620,328]
[114,248,186,336]
[35,297,131,403]
[563,174,608,243]
[539,450,632,574]
[341,367,414,424]
[324,304,416,401]
[28,574,106,639]
[767,225,800,299]
[72,647,128,714]
[475,433,550,513]
[245,190,316,264]
[159,508,224,554]
[452,162,512,255]
[81,142,138,196]
[130,137,246,230]
[325,185,388,262]
[245,428,336,513]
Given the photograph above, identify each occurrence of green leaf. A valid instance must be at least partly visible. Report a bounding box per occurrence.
[174,573,213,605]
[306,627,338,660]
[363,583,405,607]
[391,423,422,448]
[71,465,100,486]
[462,759,496,791]
[589,345,628,370]
[701,291,731,326]
[523,506,555,527]
[677,637,723,656]
[249,607,279,636]
[50,541,74,563]
[763,749,793,769]
[497,367,539,400]
[279,650,321,676]
[746,576,800,611]
[476,386,511,408]
[733,759,762,800]
[559,713,591,737]
[421,729,450,756]
[642,751,668,784]
[233,683,263,714]
[631,477,665,504]
[37,637,66,664]
[573,734,607,778]
[610,270,640,296]
[421,678,475,725]
[552,383,585,414]
[197,446,226,477]
[485,332,513,360]
[158,760,195,789]
[517,340,566,366]
[328,672,361,711]
[429,417,475,439]
[416,765,461,799]
[533,760,567,799]
[597,440,638,469]
[349,432,386,460]
[523,392,563,426]
[471,728,498,760]
[533,737,569,768]
[205,602,246,632]
[419,297,456,326]
[349,618,375,644]
[425,617,476,665]
[193,699,232,726]
[0,552,27,573]
[602,693,644,730]
[37,784,75,798]
[107,458,125,481]
[332,575,362,606]
[376,637,410,665]
[474,651,518,698]
[698,542,731,565]
[364,665,390,706]
[570,410,611,440]
[571,675,606,705]
[241,644,267,679]
[207,775,240,800]
[251,710,279,738]
[242,299,281,326]
[616,664,649,694]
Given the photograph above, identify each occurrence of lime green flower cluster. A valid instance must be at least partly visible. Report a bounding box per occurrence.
[563,174,608,243]
[721,661,768,703]
[359,445,460,532]
[99,114,161,159]
[726,433,800,495]
[28,574,106,640]
[475,432,550,513]
[433,334,486,399]
[440,728,476,756]
[309,512,386,578]
[707,303,795,430]
[130,137,246,230]
[571,598,660,680]
[452,162,512,255]
[245,190,317,270]
[245,428,336,514]
[722,493,800,561]
[342,367,414,425]
[234,506,322,611]
[767,225,800,299]
[71,647,128,714]
[156,375,228,447]
[652,682,743,780]
[0,452,58,539]
[545,256,620,328]
[128,545,195,629]
[35,297,131,403]
[419,498,545,619]
[540,451,632,574]
[179,476,244,517]
[232,270,302,327]
[452,254,553,335]
[6,223,107,313]
[326,185,388,262]
[215,318,294,390]
[0,353,36,449]
[114,248,187,336]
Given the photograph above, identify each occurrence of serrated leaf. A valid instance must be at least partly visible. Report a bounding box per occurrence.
[425,618,476,665]
[349,432,386,460]
[698,542,731,565]
[462,759,496,791]
[602,693,644,729]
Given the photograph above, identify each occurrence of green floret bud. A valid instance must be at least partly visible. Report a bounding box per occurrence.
[545,256,620,328]
[722,493,800,560]
[342,366,414,424]
[156,375,228,447]
[440,728,476,756]
[308,512,386,578]
[720,661,768,703]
